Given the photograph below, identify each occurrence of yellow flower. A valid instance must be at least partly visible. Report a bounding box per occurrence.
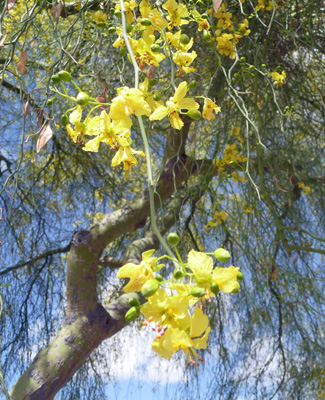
[129,35,165,68]
[203,98,221,120]
[212,266,240,293]
[139,0,169,30]
[111,145,145,171]
[109,86,151,128]
[116,253,157,292]
[149,82,199,130]
[216,33,236,59]
[83,111,129,152]
[271,70,286,87]
[91,10,107,23]
[245,206,253,214]
[238,18,251,35]
[304,186,311,195]
[214,210,227,224]
[66,106,87,143]
[115,0,137,23]
[152,308,210,362]
[173,50,197,73]
[162,0,189,27]
[187,250,213,290]
[141,288,190,329]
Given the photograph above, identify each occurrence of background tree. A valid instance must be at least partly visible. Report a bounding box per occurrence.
[0,0,324,399]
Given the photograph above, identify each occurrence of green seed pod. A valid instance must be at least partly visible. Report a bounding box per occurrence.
[167,232,180,246]
[141,279,160,298]
[249,65,254,70]
[203,29,211,41]
[58,70,72,82]
[231,287,240,294]
[188,80,197,89]
[119,45,127,56]
[126,23,133,33]
[140,18,152,26]
[151,44,161,52]
[153,92,162,101]
[128,298,140,307]
[237,271,244,281]
[214,248,231,262]
[76,92,89,107]
[179,34,190,45]
[155,274,163,282]
[107,26,117,34]
[186,109,202,120]
[125,306,140,322]
[61,114,69,126]
[210,282,220,295]
[148,78,158,87]
[240,57,246,63]
[191,287,205,298]
[196,0,204,6]
[173,269,183,280]
[97,22,106,28]
[201,13,208,19]
[47,98,54,106]
[51,74,61,84]
[114,10,122,18]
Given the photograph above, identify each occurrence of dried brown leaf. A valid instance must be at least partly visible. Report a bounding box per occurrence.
[17,49,28,75]
[213,0,222,13]
[37,110,44,129]
[24,98,30,118]
[7,0,16,12]
[37,122,53,153]
[147,65,155,80]
[0,34,7,50]
[51,3,63,22]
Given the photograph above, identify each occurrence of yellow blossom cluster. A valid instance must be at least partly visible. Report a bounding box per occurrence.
[117,248,242,364]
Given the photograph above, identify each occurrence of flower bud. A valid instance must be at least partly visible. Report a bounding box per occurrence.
[114,10,122,18]
[151,44,161,52]
[210,282,219,295]
[108,26,116,34]
[188,80,197,89]
[191,287,205,298]
[141,279,160,298]
[119,45,127,56]
[125,306,140,322]
[140,18,152,26]
[237,271,244,281]
[179,34,190,45]
[51,74,61,84]
[153,92,162,101]
[58,70,71,82]
[76,92,89,107]
[128,298,140,307]
[155,274,163,282]
[148,78,158,87]
[167,232,180,246]
[203,29,211,41]
[186,110,201,120]
[61,114,69,126]
[173,269,183,280]
[214,248,230,262]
